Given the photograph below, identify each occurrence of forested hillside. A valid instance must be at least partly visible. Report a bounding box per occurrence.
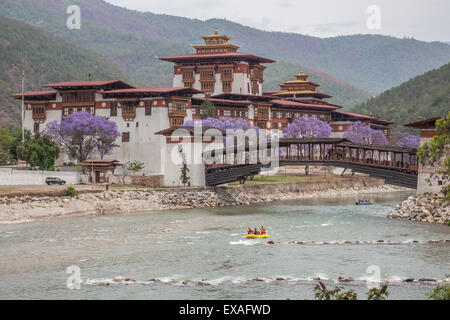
[1,0,449,96]
[351,62,450,132]
[0,17,135,125]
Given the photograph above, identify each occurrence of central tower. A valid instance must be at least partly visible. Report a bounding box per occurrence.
[159,29,275,96]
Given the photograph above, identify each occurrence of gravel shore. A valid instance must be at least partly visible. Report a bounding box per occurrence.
[388,192,449,225]
[0,178,408,224]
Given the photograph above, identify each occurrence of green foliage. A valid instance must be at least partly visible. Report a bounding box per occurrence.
[352,63,450,133]
[367,284,389,300]
[426,284,450,300]
[180,153,190,186]
[313,281,357,300]
[0,16,135,126]
[417,112,450,199]
[19,133,60,170]
[126,160,145,173]
[62,186,76,197]
[313,281,391,300]
[199,99,217,119]
[0,125,19,165]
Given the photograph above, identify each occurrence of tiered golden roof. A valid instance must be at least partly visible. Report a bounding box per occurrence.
[192,28,241,54]
[274,72,330,98]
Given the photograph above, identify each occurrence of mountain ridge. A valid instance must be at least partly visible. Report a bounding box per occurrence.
[0,16,136,125]
[351,62,450,132]
[1,0,449,95]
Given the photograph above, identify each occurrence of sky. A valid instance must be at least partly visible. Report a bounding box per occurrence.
[105,0,450,42]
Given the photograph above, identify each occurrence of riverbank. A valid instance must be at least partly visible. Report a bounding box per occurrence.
[0,177,409,224]
[388,192,449,225]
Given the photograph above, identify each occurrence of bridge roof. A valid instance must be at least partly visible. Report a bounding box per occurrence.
[279,138,348,146]
[155,125,227,136]
[337,142,417,153]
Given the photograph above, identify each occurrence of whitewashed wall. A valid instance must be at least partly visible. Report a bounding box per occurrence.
[0,168,81,185]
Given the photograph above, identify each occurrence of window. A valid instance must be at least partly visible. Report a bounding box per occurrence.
[122,132,130,142]
[200,69,215,80]
[110,103,117,117]
[61,91,95,103]
[201,82,215,93]
[251,80,259,94]
[32,105,46,120]
[145,101,152,116]
[223,110,231,116]
[182,69,194,82]
[122,101,136,116]
[170,117,184,128]
[33,122,40,133]
[221,68,233,80]
[222,81,232,93]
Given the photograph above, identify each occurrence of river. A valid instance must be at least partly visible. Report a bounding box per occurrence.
[0,191,448,300]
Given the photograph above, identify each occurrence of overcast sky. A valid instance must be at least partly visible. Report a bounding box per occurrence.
[105,0,450,42]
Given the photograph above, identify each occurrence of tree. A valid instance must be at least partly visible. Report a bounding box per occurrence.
[282,116,332,138]
[180,153,190,187]
[313,281,390,300]
[417,112,450,200]
[199,99,217,119]
[0,126,16,165]
[313,281,357,300]
[183,116,258,132]
[126,160,145,174]
[20,133,60,170]
[45,111,120,163]
[96,120,120,159]
[396,132,420,148]
[344,121,387,145]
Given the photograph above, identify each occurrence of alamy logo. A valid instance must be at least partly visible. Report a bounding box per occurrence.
[366,5,381,30]
[66,5,81,30]
[366,265,381,289]
[66,265,82,290]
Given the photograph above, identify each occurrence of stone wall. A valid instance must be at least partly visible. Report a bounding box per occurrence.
[109,175,164,187]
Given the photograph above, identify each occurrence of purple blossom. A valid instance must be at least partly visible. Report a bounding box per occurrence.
[183,117,258,132]
[396,132,420,148]
[282,116,332,139]
[344,121,387,145]
[45,111,121,162]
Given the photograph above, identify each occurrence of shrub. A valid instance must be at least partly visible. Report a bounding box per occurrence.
[427,284,450,300]
[62,186,76,197]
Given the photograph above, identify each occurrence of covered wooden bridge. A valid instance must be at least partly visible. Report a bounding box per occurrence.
[204,138,418,188]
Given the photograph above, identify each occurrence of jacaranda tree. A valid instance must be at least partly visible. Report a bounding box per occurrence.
[46,111,121,163]
[344,121,387,145]
[396,132,421,148]
[282,116,332,138]
[183,117,258,132]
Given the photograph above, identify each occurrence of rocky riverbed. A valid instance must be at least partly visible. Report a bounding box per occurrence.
[388,192,449,225]
[0,178,408,224]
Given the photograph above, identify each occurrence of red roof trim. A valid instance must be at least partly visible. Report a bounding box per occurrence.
[43,80,133,89]
[192,97,251,106]
[270,99,340,110]
[11,91,56,98]
[159,52,275,63]
[100,87,202,95]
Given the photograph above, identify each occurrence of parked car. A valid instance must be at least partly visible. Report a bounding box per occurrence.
[45,177,66,185]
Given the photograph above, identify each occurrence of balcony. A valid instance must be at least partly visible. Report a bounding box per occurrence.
[168,105,186,117]
[32,106,46,122]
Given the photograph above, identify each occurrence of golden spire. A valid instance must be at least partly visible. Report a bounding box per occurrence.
[214,27,219,35]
